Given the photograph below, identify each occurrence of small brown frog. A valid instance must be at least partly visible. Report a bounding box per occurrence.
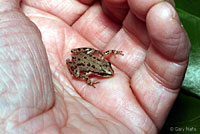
[66,47,124,87]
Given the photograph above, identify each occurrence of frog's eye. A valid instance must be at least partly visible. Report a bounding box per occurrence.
[98,73,106,76]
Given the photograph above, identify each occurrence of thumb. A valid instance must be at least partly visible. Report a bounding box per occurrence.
[0,0,54,127]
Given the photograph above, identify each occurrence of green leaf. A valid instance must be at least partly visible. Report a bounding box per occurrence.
[174,0,200,18]
[161,91,200,134]
[175,8,200,97]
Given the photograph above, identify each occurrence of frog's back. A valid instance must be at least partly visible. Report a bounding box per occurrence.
[72,53,106,73]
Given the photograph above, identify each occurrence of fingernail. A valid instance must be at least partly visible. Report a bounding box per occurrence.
[165,0,176,8]
[164,2,182,25]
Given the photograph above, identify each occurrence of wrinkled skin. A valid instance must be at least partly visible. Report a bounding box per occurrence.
[0,0,190,134]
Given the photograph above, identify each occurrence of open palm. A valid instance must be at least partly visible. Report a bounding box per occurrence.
[0,0,190,134]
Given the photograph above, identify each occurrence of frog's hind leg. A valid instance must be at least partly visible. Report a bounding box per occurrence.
[80,72,99,88]
[101,50,124,59]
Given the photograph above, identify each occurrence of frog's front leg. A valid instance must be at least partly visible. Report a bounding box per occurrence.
[71,47,104,56]
[101,50,124,59]
[80,72,99,88]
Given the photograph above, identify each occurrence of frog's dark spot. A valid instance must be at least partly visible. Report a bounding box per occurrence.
[92,65,95,69]
[87,63,91,66]
[78,58,80,61]
[78,48,81,51]
[78,63,85,66]
[93,56,96,59]
[84,56,87,59]
[97,58,100,61]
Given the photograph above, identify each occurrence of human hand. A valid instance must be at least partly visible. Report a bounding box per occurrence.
[0,0,190,134]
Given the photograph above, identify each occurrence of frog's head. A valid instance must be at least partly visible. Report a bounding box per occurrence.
[99,61,114,77]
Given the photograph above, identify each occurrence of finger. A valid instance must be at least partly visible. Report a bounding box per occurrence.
[101,0,129,23]
[127,0,175,21]
[73,2,121,48]
[123,11,150,48]
[78,0,95,5]
[0,0,19,12]
[0,0,54,126]
[23,0,89,25]
[147,3,190,62]
[131,2,190,129]
[165,0,175,7]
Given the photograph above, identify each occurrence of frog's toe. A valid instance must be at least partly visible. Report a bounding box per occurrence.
[115,51,124,56]
[90,81,100,88]
[118,51,124,56]
[66,59,71,63]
